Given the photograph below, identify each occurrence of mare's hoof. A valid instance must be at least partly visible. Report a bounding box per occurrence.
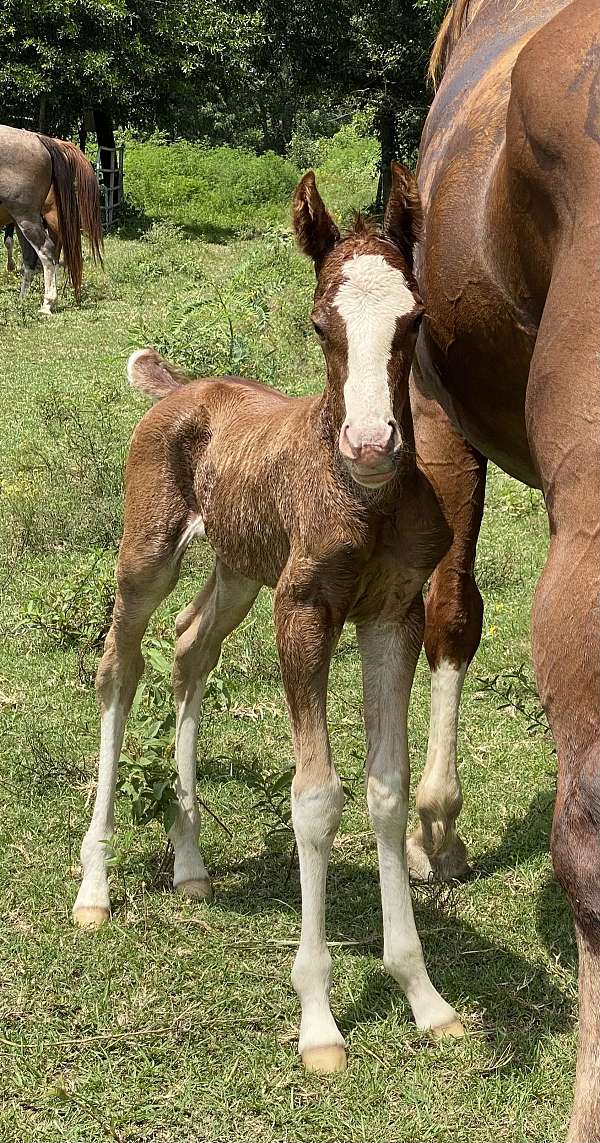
[175,878,213,902]
[430,1018,465,1040]
[302,1045,347,1073]
[73,906,110,930]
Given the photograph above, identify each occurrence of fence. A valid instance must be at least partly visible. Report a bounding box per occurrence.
[95,145,124,229]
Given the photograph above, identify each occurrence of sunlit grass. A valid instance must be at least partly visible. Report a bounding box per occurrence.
[0,178,574,1142]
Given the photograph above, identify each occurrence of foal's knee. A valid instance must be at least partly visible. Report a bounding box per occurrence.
[292,776,344,847]
[551,746,600,946]
[367,773,408,839]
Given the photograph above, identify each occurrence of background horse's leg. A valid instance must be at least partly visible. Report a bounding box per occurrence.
[171,560,260,900]
[4,225,15,272]
[526,268,600,1143]
[15,225,40,298]
[274,579,346,1073]
[407,377,486,880]
[358,608,463,1035]
[13,213,57,313]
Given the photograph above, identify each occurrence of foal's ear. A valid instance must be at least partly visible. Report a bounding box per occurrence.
[293,171,340,271]
[383,162,423,269]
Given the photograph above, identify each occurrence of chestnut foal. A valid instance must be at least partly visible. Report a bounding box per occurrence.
[73,164,463,1068]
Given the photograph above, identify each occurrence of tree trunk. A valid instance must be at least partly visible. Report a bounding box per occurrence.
[375,106,398,211]
[38,93,47,134]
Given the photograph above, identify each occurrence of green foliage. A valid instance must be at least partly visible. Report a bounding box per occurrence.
[123,141,300,238]
[21,550,115,653]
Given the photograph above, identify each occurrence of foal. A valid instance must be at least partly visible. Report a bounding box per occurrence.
[74,164,463,1068]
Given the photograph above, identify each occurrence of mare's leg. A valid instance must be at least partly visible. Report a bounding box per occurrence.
[407,380,486,880]
[526,280,600,1143]
[274,580,345,1072]
[358,606,463,1035]
[13,214,57,313]
[4,225,15,272]
[170,561,260,899]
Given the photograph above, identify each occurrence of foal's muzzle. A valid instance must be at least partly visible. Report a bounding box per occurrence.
[339,419,401,488]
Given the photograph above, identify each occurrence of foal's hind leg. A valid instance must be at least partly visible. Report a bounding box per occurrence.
[170,560,260,899]
[73,551,179,928]
[13,214,57,313]
[407,379,486,880]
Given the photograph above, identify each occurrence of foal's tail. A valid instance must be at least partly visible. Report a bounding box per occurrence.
[127,348,189,401]
[38,135,103,301]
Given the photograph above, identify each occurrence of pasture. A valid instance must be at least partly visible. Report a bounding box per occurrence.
[0,138,574,1142]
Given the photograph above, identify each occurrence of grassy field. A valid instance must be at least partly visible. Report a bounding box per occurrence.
[0,143,576,1143]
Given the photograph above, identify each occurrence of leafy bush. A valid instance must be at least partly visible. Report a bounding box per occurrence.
[152,238,321,396]
[21,551,115,684]
[123,142,300,239]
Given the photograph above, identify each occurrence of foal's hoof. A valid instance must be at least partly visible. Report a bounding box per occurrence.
[430,1018,465,1040]
[302,1045,347,1073]
[406,831,471,882]
[175,878,213,902]
[73,906,110,930]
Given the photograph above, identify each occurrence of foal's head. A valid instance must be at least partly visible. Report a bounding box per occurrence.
[293,162,423,490]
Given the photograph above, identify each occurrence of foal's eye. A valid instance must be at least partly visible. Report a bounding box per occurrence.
[312,319,326,339]
[411,308,425,330]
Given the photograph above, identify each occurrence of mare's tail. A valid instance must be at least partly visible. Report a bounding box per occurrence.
[127,349,189,401]
[38,135,103,300]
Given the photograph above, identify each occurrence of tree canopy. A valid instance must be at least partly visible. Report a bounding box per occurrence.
[1,0,447,159]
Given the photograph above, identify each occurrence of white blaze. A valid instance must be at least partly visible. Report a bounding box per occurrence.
[333,253,416,436]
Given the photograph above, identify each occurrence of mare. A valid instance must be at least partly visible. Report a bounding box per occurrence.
[408,2,600,1138]
[0,126,102,311]
[73,165,465,1069]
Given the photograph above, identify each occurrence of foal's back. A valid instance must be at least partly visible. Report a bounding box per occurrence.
[126,374,364,589]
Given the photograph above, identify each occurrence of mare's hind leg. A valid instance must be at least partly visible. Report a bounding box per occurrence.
[73,548,180,929]
[407,378,486,881]
[170,561,260,899]
[13,214,57,313]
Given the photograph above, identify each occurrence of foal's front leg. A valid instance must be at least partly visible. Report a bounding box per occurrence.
[358,606,463,1036]
[274,585,346,1072]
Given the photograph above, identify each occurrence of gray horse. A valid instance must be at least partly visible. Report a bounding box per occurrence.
[0,125,103,312]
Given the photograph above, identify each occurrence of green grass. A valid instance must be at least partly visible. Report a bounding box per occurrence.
[0,153,575,1142]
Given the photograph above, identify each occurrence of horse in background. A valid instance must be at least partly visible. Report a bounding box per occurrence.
[409,1,599,1138]
[3,188,61,295]
[0,126,103,311]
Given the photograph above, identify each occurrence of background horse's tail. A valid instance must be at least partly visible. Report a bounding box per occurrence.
[59,141,103,265]
[38,135,103,301]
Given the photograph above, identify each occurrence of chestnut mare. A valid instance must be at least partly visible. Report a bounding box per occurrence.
[0,126,102,311]
[408,1,599,1138]
[73,165,465,1069]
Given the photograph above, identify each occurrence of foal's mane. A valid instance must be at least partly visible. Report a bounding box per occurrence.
[429,0,483,87]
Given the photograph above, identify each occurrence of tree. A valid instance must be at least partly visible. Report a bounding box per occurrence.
[0,0,447,173]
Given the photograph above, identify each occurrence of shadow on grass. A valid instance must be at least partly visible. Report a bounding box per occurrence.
[109,209,237,245]
[208,848,572,1075]
[471,790,555,878]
